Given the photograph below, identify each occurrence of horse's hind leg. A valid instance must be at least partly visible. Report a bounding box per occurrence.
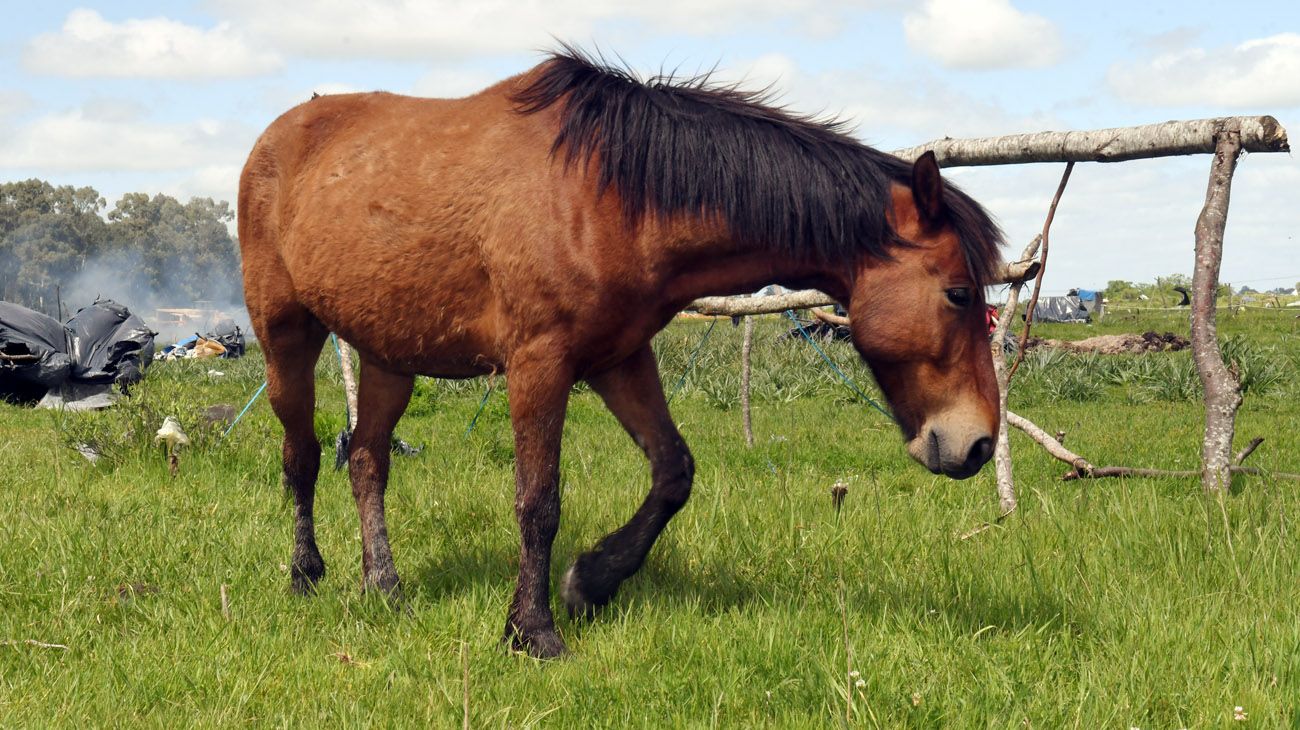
[260,307,329,594]
[562,345,694,618]
[347,359,414,596]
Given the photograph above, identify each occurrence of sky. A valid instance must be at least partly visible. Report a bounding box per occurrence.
[1,0,1297,295]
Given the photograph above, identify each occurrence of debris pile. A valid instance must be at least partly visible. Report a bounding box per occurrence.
[1023,331,1190,355]
[156,319,246,361]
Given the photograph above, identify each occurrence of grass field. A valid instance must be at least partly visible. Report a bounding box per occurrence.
[2,308,1298,727]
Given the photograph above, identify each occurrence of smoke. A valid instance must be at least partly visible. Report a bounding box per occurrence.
[62,248,253,345]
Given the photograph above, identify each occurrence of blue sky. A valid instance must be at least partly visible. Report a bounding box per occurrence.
[2,1,1297,294]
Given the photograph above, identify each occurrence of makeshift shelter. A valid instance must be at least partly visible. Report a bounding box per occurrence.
[1030,289,1103,324]
[0,299,155,407]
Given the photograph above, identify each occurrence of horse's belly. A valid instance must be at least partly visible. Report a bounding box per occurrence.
[282,227,502,377]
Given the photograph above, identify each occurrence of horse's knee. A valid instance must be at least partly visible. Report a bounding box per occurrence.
[653,444,694,512]
[515,482,561,541]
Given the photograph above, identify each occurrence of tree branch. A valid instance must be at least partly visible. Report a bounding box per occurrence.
[891,116,1289,166]
[1191,130,1244,492]
[1006,410,1094,474]
[1008,162,1074,380]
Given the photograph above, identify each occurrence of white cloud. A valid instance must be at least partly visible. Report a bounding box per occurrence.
[24,8,281,79]
[411,68,503,98]
[167,164,244,207]
[903,0,1063,70]
[0,90,33,121]
[0,104,254,172]
[211,0,592,60]
[719,54,1059,148]
[209,0,881,60]
[1109,33,1300,108]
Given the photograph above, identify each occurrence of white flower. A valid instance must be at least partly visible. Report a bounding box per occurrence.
[854,679,866,689]
[1233,706,1247,721]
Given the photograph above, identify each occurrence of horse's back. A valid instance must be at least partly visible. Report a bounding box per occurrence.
[238,81,552,376]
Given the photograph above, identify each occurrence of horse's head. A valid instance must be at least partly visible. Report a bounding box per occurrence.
[846,152,1000,479]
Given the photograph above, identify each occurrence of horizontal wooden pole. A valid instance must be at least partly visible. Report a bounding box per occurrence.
[688,289,835,316]
[686,259,1038,316]
[891,116,1289,166]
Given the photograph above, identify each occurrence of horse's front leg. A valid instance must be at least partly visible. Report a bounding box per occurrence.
[562,345,693,618]
[503,352,572,659]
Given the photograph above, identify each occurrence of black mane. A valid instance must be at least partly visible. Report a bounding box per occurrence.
[512,47,1003,287]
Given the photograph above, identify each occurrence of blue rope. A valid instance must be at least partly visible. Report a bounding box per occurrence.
[666,318,718,404]
[222,380,268,438]
[463,379,497,438]
[783,310,894,422]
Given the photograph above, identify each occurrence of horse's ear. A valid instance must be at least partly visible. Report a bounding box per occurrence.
[910,150,946,227]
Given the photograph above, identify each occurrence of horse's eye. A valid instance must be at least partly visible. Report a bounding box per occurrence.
[946,288,972,307]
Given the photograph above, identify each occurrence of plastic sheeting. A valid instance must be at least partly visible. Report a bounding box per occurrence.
[1031,295,1091,323]
[0,302,74,395]
[0,299,155,404]
[65,300,155,385]
[207,319,246,359]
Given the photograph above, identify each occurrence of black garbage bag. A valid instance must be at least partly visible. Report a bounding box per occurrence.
[0,302,73,402]
[64,299,156,387]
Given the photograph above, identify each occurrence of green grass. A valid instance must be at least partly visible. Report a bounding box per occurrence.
[2,311,1299,727]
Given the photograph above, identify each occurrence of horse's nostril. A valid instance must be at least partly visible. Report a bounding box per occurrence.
[967,436,994,469]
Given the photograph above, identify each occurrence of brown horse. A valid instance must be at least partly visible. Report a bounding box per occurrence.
[238,48,1004,658]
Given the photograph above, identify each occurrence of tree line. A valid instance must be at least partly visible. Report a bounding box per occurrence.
[1100,275,1285,306]
[0,179,240,317]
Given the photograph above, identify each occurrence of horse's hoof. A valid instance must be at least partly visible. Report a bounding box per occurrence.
[505,627,568,659]
[560,561,616,620]
[362,570,404,606]
[290,556,326,595]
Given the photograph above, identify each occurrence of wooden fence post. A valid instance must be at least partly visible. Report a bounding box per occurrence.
[1191,129,1244,493]
[740,315,755,448]
[338,338,359,432]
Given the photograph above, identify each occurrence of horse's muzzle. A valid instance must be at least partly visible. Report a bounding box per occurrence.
[909,428,995,480]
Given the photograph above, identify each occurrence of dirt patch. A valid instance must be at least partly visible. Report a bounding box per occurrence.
[1024,331,1190,355]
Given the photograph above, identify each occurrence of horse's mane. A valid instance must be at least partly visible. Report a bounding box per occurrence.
[512,46,1003,287]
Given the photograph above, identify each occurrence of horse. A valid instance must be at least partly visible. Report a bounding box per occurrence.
[238,47,1005,659]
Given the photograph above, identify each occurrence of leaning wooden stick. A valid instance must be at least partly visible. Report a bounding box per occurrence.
[1006,410,1094,474]
[337,338,359,431]
[1004,423,1300,482]
[1008,162,1074,380]
[987,234,1043,514]
[1233,437,1264,466]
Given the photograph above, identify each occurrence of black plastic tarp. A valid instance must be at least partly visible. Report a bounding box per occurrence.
[65,300,155,384]
[0,299,155,404]
[0,302,74,395]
